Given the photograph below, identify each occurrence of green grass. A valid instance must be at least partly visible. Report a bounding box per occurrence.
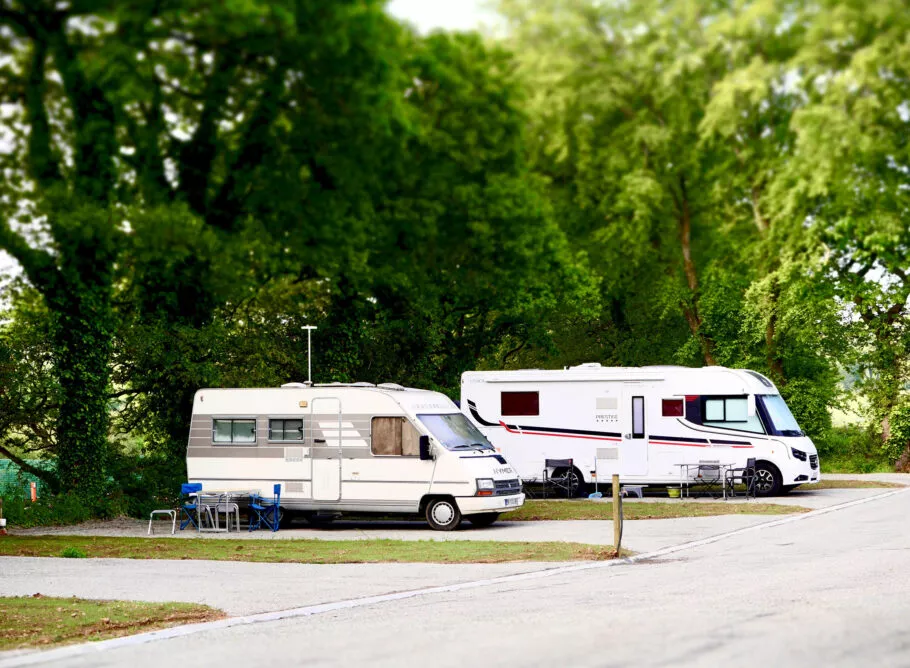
[508,499,809,521]
[0,535,624,563]
[0,595,223,651]
[801,479,904,490]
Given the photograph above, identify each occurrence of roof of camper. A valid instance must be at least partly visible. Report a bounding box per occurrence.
[191,383,458,415]
[462,364,779,393]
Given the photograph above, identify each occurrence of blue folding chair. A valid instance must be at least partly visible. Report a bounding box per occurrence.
[179,483,203,530]
[249,484,281,532]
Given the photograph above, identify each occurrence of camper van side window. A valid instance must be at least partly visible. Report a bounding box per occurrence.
[701,397,765,434]
[212,419,256,444]
[269,419,304,442]
[371,417,420,456]
[661,399,684,417]
[501,391,539,416]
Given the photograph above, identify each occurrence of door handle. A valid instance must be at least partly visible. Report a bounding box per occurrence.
[623,433,631,439]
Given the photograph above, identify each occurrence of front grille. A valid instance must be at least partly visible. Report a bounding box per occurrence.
[495,479,521,496]
[809,454,818,470]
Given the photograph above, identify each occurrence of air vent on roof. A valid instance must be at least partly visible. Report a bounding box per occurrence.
[351,382,376,387]
[377,383,406,391]
[569,363,602,370]
[281,382,308,388]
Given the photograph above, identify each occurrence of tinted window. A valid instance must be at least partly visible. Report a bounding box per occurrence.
[662,399,684,417]
[501,391,539,416]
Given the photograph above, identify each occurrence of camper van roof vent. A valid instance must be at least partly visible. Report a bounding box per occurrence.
[351,382,376,387]
[281,382,309,389]
[377,382,406,391]
[569,363,602,370]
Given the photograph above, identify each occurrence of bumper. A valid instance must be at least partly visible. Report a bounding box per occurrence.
[780,460,821,485]
[457,493,525,515]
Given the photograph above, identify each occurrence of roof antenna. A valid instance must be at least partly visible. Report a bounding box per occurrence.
[302,325,317,386]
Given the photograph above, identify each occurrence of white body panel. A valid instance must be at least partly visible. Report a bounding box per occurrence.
[460,365,821,491]
[187,385,524,519]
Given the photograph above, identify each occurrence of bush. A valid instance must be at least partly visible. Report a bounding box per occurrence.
[885,402,910,469]
[60,546,87,558]
[814,425,892,473]
[104,452,185,519]
[0,488,122,529]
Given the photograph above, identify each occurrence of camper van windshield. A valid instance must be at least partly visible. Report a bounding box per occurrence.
[759,395,803,436]
[418,413,495,451]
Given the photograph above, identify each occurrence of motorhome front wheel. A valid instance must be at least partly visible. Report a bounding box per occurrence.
[426,498,462,531]
[754,463,782,496]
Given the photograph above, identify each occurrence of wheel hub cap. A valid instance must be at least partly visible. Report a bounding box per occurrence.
[433,503,455,525]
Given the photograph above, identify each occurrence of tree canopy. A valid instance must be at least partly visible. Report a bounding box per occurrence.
[1,0,909,499]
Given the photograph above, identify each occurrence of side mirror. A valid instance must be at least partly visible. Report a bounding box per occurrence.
[419,435,433,461]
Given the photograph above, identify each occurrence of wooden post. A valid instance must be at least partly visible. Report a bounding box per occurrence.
[612,474,621,555]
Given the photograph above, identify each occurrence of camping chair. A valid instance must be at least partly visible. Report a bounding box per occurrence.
[725,458,757,499]
[179,483,203,531]
[542,459,576,498]
[693,460,722,498]
[249,483,282,532]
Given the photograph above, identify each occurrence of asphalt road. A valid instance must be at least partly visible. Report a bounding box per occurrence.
[4,486,908,668]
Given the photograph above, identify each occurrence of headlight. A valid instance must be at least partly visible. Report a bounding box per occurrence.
[791,448,807,461]
[476,478,494,496]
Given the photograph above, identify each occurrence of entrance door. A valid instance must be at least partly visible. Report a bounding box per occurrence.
[621,393,649,475]
[311,397,342,501]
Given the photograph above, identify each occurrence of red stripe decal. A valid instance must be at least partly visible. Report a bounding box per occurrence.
[499,422,622,442]
[648,440,708,447]
[730,445,754,449]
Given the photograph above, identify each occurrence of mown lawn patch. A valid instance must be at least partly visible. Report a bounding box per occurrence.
[0,595,222,651]
[508,499,809,521]
[798,479,904,490]
[0,536,623,563]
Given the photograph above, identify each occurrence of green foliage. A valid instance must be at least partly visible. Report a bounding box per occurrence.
[884,402,910,466]
[814,425,893,475]
[2,0,908,511]
[60,546,87,559]
[0,489,115,529]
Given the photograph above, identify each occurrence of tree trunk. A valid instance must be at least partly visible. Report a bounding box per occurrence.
[764,276,786,384]
[46,204,118,499]
[677,178,716,366]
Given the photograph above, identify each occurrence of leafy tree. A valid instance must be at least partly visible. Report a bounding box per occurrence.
[0,0,409,491]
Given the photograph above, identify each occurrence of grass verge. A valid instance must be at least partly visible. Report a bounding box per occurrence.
[799,479,904,490]
[508,499,809,521]
[0,535,624,564]
[0,595,223,651]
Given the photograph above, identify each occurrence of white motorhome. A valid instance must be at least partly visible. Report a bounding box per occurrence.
[461,364,820,496]
[187,382,524,530]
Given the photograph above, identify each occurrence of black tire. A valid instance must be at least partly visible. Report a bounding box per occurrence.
[303,511,336,526]
[754,462,782,497]
[425,498,462,531]
[468,512,500,527]
[553,467,586,497]
[278,508,295,529]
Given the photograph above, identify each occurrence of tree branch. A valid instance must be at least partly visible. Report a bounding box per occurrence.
[0,442,59,491]
[0,218,59,293]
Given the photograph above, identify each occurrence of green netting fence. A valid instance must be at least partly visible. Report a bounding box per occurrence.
[0,459,53,498]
